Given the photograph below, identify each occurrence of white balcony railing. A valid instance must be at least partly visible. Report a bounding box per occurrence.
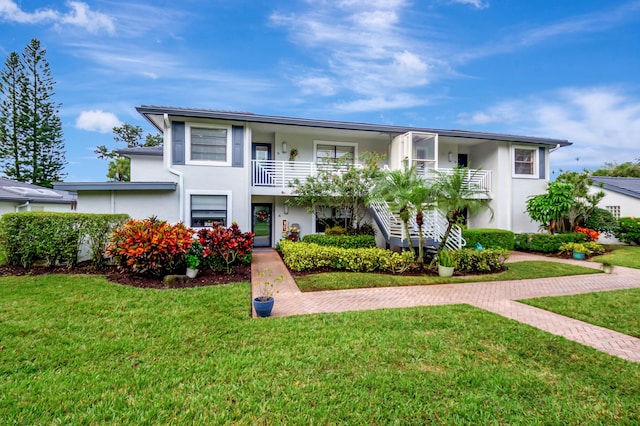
[418,167,492,194]
[251,160,360,188]
[252,160,491,194]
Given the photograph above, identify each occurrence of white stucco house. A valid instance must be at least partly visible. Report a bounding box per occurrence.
[590,177,640,219]
[0,177,76,214]
[54,106,571,248]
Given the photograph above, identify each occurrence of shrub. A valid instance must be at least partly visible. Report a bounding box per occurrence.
[451,248,509,273]
[106,217,194,277]
[279,240,414,273]
[348,223,376,236]
[197,222,254,274]
[616,217,640,245]
[324,226,348,235]
[462,228,515,250]
[514,232,587,253]
[585,208,619,238]
[301,234,376,249]
[573,226,600,242]
[558,242,603,257]
[0,212,128,268]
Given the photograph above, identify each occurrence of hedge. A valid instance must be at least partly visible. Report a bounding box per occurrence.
[462,228,515,250]
[301,234,376,249]
[451,248,509,273]
[0,212,129,268]
[279,240,413,273]
[514,232,587,253]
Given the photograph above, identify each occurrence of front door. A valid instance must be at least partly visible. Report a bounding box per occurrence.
[252,203,273,247]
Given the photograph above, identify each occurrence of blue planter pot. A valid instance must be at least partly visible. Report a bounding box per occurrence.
[572,251,586,260]
[253,297,275,317]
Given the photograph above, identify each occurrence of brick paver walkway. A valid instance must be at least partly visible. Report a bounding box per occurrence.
[251,250,640,362]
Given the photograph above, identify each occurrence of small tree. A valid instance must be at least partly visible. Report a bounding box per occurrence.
[95,123,162,181]
[289,152,383,232]
[526,170,604,233]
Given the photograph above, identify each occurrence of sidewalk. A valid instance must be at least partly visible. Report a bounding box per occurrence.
[251,249,640,362]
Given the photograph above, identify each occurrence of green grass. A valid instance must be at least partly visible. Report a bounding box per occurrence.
[592,245,640,269]
[295,260,601,292]
[522,288,640,338]
[2,274,639,424]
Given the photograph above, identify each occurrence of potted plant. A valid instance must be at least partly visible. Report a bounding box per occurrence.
[289,148,299,162]
[253,267,282,317]
[559,242,590,260]
[437,249,455,277]
[601,260,614,274]
[185,239,202,278]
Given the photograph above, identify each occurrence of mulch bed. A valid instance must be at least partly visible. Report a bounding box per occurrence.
[0,263,251,289]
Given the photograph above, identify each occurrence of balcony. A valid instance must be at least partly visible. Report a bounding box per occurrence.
[251,160,492,195]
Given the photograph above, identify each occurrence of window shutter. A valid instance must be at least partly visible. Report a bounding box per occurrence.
[172,121,185,165]
[538,147,545,179]
[232,126,244,167]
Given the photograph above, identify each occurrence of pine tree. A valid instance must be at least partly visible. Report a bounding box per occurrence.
[19,38,66,187]
[0,52,28,181]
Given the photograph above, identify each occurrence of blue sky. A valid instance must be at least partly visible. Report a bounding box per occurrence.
[1,0,639,181]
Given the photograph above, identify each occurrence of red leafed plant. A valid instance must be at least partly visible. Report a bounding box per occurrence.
[106,216,194,277]
[197,222,254,274]
[574,226,600,242]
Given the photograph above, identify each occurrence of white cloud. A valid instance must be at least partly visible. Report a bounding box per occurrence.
[0,0,114,34]
[457,87,640,170]
[75,110,121,133]
[449,0,489,9]
[270,0,447,111]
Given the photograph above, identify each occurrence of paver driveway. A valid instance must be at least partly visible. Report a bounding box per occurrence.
[251,250,640,362]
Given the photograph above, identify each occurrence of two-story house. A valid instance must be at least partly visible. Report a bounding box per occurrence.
[55,106,571,248]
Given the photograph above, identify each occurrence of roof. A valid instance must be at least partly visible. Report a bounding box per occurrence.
[53,182,177,191]
[0,178,76,204]
[116,146,163,157]
[136,105,572,148]
[591,177,640,200]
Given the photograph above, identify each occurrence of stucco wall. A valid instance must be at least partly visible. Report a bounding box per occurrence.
[75,190,181,223]
[594,187,640,218]
[129,156,175,182]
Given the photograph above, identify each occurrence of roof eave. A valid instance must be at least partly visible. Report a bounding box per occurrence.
[136,105,572,147]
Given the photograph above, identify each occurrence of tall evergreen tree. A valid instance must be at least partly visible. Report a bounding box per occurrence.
[0,52,27,181]
[19,38,66,187]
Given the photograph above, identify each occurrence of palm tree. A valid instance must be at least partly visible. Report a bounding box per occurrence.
[370,167,421,255]
[406,179,436,270]
[433,166,493,250]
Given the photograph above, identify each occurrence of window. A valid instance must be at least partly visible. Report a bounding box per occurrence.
[190,195,227,227]
[606,205,621,219]
[315,206,352,233]
[315,143,356,163]
[513,147,536,177]
[187,123,231,164]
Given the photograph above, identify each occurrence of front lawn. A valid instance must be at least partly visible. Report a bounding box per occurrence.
[295,260,600,292]
[522,288,640,338]
[2,274,639,424]
[592,245,640,269]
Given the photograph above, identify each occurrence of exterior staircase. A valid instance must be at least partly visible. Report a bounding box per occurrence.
[369,199,466,251]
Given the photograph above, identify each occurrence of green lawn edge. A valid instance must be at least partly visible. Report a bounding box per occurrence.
[295,260,601,292]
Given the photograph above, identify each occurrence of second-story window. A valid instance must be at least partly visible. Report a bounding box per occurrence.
[316,143,355,163]
[513,147,536,177]
[187,123,232,165]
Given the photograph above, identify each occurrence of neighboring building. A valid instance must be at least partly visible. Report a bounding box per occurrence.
[55,106,571,248]
[0,177,76,215]
[590,177,640,219]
